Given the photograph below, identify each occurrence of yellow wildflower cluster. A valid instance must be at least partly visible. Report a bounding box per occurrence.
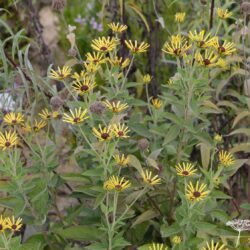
[0,216,22,232]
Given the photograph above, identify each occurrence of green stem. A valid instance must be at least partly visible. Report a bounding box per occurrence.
[236,231,241,247]
[121,55,134,90]
[1,233,10,250]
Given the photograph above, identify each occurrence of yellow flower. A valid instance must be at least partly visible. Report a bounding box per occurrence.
[148,243,168,250]
[108,22,127,33]
[63,108,89,125]
[52,111,62,119]
[217,8,232,19]
[175,12,186,23]
[212,38,236,56]
[103,100,128,113]
[214,134,223,143]
[39,108,52,120]
[92,125,112,141]
[5,216,22,232]
[172,235,182,245]
[201,240,227,250]
[112,123,130,139]
[162,35,191,57]
[175,162,197,177]
[186,181,209,202]
[72,77,96,96]
[113,154,130,166]
[108,56,130,69]
[84,62,100,73]
[141,170,161,186]
[49,66,71,80]
[103,176,131,192]
[218,151,235,167]
[216,58,228,70]
[0,130,18,150]
[151,98,162,109]
[33,120,47,132]
[91,36,118,52]
[71,71,87,81]
[195,50,218,67]
[0,216,7,232]
[125,40,150,54]
[143,74,152,84]
[3,112,24,125]
[189,30,217,48]
[167,78,174,85]
[86,52,106,65]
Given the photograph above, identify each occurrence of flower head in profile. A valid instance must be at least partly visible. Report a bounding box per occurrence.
[39,108,52,120]
[71,71,87,81]
[172,235,182,245]
[49,66,71,80]
[151,98,162,109]
[103,100,128,113]
[33,119,47,132]
[3,112,24,125]
[86,52,106,65]
[72,77,96,96]
[125,40,150,54]
[112,123,130,139]
[92,124,112,141]
[189,30,217,48]
[84,62,100,74]
[103,176,131,192]
[91,36,118,52]
[0,216,7,232]
[162,34,191,57]
[201,240,227,250]
[218,151,235,167]
[214,134,223,143]
[108,56,130,69]
[0,130,19,150]
[217,8,232,19]
[186,181,209,202]
[175,162,197,177]
[5,216,22,232]
[212,38,236,56]
[113,154,130,166]
[63,108,89,125]
[175,12,186,23]
[143,74,152,84]
[195,50,218,67]
[108,22,127,33]
[148,243,168,250]
[141,170,161,186]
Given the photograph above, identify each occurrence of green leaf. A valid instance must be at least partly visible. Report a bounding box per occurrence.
[55,225,103,241]
[132,210,158,227]
[240,203,250,210]
[160,222,181,237]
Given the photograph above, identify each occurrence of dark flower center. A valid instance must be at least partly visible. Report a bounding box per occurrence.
[11,224,17,230]
[134,47,139,52]
[199,41,205,47]
[182,171,189,176]
[73,117,80,123]
[12,119,17,124]
[219,46,226,53]
[174,48,181,55]
[100,46,107,51]
[193,191,201,198]
[115,184,122,189]
[93,59,99,64]
[5,141,11,147]
[118,131,124,136]
[0,224,3,230]
[101,133,109,139]
[203,59,211,65]
[80,85,89,91]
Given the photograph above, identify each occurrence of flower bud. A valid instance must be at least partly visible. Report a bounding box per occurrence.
[137,138,149,151]
[90,101,105,116]
[241,2,250,15]
[50,96,64,110]
[52,0,67,12]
